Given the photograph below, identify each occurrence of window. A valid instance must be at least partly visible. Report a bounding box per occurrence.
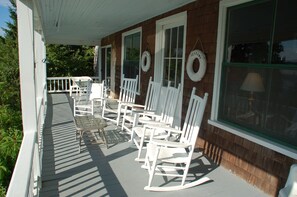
[163,26,184,87]
[155,12,186,88]
[122,28,141,91]
[217,0,297,149]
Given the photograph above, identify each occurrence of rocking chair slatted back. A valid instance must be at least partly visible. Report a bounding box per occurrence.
[121,77,162,133]
[181,87,208,149]
[73,81,103,116]
[119,74,138,103]
[102,74,138,125]
[160,83,181,125]
[144,77,162,111]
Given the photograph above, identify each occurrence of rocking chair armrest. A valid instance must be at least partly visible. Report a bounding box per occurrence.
[92,97,105,102]
[104,97,118,103]
[140,119,170,126]
[121,103,145,109]
[138,112,161,119]
[144,124,182,134]
[118,101,135,106]
[150,139,190,149]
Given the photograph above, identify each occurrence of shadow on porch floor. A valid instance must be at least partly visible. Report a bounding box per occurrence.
[40,93,269,197]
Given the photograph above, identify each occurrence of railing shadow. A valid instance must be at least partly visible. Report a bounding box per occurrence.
[40,93,136,196]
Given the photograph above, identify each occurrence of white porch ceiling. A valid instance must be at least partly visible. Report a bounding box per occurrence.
[34,0,194,46]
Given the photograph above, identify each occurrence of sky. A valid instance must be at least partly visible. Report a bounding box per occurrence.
[0,0,12,37]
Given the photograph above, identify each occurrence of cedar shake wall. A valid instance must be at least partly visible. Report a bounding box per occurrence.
[101,0,295,196]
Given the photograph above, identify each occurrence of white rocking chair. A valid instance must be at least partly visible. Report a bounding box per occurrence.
[144,87,210,191]
[279,164,297,197]
[73,82,105,116]
[102,74,138,125]
[132,83,181,161]
[70,76,93,97]
[121,77,162,134]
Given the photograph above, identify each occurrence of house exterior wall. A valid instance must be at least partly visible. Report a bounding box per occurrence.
[101,0,295,196]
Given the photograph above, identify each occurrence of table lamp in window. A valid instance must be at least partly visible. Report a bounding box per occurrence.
[240,72,265,113]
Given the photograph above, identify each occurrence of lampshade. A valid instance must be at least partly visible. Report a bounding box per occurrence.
[240,72,265,92]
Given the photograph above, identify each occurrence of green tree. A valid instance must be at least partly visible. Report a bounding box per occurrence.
[0,0,23,195]
[0,0,20,111]
[46,44,95,77]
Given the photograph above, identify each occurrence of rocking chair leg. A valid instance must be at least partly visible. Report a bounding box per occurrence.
[116,104,121,126]
[146,144,160,187]
[181,162,191,186]
[137,133,145,160]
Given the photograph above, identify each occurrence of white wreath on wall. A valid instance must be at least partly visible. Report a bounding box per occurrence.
[141,51,151,72]
[186,50,207,82]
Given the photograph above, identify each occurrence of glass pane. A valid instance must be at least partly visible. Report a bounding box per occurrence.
[177,26,184,58]
[106,48,111,77]
[123,32,140,79]
[132,33,141,53]
[170,27,178,57]
[219,65,297,147]
[169,59,176,86]
[226,1,273,63]
[272,0,297,64]
[164,29,171,57]
[123,60,139,78]
[176,59,182,86]
[101,48,106,80]
[163,59,170,86]
[124,36,132,60]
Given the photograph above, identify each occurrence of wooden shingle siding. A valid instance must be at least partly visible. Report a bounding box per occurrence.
[101,0,294,196]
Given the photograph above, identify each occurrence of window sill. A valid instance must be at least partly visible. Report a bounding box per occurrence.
[208,119,297,160]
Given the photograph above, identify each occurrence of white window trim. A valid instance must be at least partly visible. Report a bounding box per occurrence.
[209,0,297,160]
[121,27,142,94]
[99,44,111,81]
[102,44,111,80]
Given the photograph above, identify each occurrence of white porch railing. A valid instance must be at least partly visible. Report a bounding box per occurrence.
[47,77,100,93]
[6,84,47,197]
[7,76,101,196]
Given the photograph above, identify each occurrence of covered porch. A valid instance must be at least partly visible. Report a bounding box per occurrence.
[40,93,267,196]
[8,0,297,196]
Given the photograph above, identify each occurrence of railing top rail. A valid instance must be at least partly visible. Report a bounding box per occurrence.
[47,77,71,80]
[6,131,36,197]
[47,76,100,80]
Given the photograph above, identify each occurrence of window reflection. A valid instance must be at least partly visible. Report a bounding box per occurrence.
[123,32,140,79]
[219,67,297,146]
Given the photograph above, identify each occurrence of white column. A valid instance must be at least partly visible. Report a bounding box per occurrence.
[17,0,37,133]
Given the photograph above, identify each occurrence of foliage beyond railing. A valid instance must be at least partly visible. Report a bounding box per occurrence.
[47,77,100,93]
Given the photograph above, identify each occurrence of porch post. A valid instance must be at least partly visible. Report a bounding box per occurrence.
[6,1,38,196]
[17,0,38,133]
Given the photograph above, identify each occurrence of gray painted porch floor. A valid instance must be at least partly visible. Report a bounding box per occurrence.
[40,93,269,197]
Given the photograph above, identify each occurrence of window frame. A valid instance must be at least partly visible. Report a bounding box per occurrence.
[209,0,297,159]
[121,27,142,93]
[101,45,111,80]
